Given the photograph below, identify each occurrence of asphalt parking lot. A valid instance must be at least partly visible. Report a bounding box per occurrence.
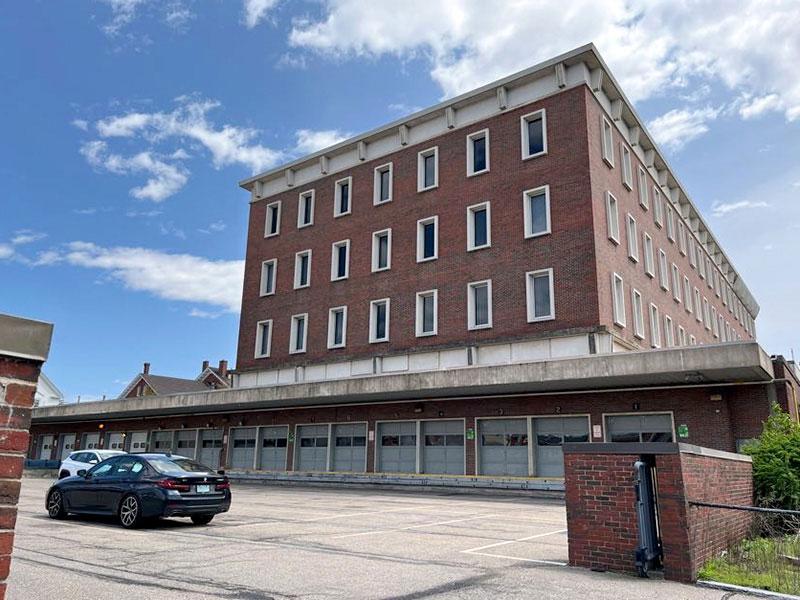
[9,478,734,599]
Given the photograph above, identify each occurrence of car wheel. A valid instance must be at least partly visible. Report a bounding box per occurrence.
[190,515,214,525]
[118,494,142,529]
[47,489,67,519]
[59,470,70,479]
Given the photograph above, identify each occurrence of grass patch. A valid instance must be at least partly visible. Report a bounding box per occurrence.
[700,536,800,595]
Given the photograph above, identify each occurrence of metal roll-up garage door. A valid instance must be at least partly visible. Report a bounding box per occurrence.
[175,430,197,459]
[128,431,148,453]
[422,420,465,475]
[377,421,417,473]
[82,432,100,450]
[259,426,288,471]
[230,428,257,469]
[107,432,125,451]
[38,435,54,460]
[296,425,329,472]
[198,429,223,469]
[59,434,76,460]
[332,423,367,472]
[151,431,174,453]
[478,419,528,476]
[533,416,590,477]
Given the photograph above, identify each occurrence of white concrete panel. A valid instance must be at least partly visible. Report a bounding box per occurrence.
[511,339,551,363]
[408,352,440,372]
[278,368,296,385]
[550,335,591,358]
[477,344,512,366]
[325,361,351,380]
[304,364,327,382]
[255,370,279,387]
[440,348,469,369]
[237,372,258,388]
[351,358,374,376]
[382,355,409,373]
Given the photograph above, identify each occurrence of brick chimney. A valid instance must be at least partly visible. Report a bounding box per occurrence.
[218,360,228,378]
[143,362,150,375]
[202,360,209,372]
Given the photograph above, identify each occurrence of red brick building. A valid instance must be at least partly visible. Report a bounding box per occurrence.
[27,45,793,487]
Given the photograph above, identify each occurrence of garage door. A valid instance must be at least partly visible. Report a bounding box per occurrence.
[59,434,76,460]
[296,425,329,472]
[478,419,529,476]
[175,430,197,459]
[38,435,54,460]
[198,429,223,469]
[230,428,257,469]
[151,431,174,453]
[332,423,367,472]
[422,420,465,475]
[128,431,148,453]
[605,413,673,443]
[259,426,288,471]
[533,417,590,478]
[82,432,100,449]
[378,421,417,473]
[107,432,125,451]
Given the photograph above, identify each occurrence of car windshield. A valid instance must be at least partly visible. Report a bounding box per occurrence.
[147,457,214,474]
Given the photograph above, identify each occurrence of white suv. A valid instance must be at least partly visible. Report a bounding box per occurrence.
[58,450,126,479]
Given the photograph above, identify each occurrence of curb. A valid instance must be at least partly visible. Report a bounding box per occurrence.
[697,580,800,599]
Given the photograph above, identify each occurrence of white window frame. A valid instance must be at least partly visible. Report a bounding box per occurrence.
[712,306,720,338]
[694,288,703,322]
[415,289,438,337]
[334,176,352,218]
[467,279,493,330]
[621,144,633,190]
[611,273,626,327]
[371,228,392,272]
[689,236,698,268]
[626,214,638,262]
[467,128,490,176]
[330,239,350,282]
[671,264,681,302]
[664,314,674,348]
[254,319,273,359]
[293,249,312,289]
[327,306,348,349]
[601,115,614,167]
[665,203,675,241]
[526,268,555,322]
[521,109,548,160]
[631,288,645,340]
[264,201,281,237]
[467,201,491,251]
[522,185,551,238]
[289,313,308,354]
[373,162,393,205]
[684,276,692,313]
[678,325,687,347]
[606,191,620,244]
[690,334,697,345]
[417,146,439,192]
[260,258,277,297]
[704,297,712,330]
[637,166,649,210]
[643,232,655,278]
[649,303,661,348]
[297,190,315,229]
[658,249,669,291]
[678,221,687,255]
[369,298,390,343]
[416,215,439,262]
[653,187,664,228]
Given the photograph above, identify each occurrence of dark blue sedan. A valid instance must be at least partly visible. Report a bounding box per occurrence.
[46,453,231,528]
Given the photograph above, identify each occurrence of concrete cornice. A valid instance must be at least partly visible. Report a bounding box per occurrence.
[32,343,774,424]
[0,313,54,362]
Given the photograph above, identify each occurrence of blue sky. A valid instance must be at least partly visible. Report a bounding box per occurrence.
[2,1,799,402]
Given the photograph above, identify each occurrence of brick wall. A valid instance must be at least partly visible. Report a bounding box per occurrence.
[563,443,753,583]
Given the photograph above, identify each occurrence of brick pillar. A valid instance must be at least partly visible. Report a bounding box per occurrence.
[0,314,53,599]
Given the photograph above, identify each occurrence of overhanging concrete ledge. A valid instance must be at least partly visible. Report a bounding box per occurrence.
[33,342,773,424]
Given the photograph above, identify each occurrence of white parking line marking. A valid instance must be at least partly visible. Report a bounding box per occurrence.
[461,528,567,553]
[464,550,567,567]
[333,514,499,539]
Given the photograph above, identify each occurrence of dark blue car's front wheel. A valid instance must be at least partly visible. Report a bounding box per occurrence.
[47,489,66,519]
[118,494,142,529]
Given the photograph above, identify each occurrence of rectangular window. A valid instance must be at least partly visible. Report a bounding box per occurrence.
[294,250,311,289]
[678,326,687,347]
[612,273,626,327]
[638,166,649,209]
[289,313,308,354]
[664,314,674,347]
[417,147,438,191]
[689,236,697,268]
[254,319,272,358]
[678,221,687,255]
[371,228,391,272]
[467,202,491,251]
[416,216,438,262]
[649,303,661,348]
[265,201,281,237]
[297,190,314,228]
[626,214,638,262]
[606,191,620,244]
[334,177,352,217]
[658,249,669,291]
[415,290,438,337]
[666,203,675,241]
[698,250,707,279]
[521,110,547,159]
[643,232,655,278]
[621,144,633,189]
[690,334,697,345]
[327,306,347,349]
[260,259,277,296]
[601,115,614,167]
[330,239,350,281]
[373,163,392,204]
[671,264,681,302]
[526,269,554,322]
[369,298,390,343]
[707,258,714,288]
[694,288,703,322]
[703,297,711,330]
[653,187,664,228]
[605,413,674,443]
[632,288,645,339]
[467,128,490,175]
[467,280,492,330]
[712,306,720,338]
[684,276,692,313]
[523,185,550,238]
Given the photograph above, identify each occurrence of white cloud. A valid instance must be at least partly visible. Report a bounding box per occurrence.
[738,93,783,120]
[100,0,147,36]
[294,128,351,154]
[0,244,13,260]
[712,200,770,217]
[243,0,278,29]
[71,119,89,131]
[126,209,163,217]
[164,1,194,31]
[647,106,720,151]
[287,0,800,121]
[198,220,227,234]
[188,308,223,319]
[57,242,244,312]
[11,230,47,245]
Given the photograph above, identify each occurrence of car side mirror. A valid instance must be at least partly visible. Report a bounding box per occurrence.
[77,469,88,478]
[216,469,225,475]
